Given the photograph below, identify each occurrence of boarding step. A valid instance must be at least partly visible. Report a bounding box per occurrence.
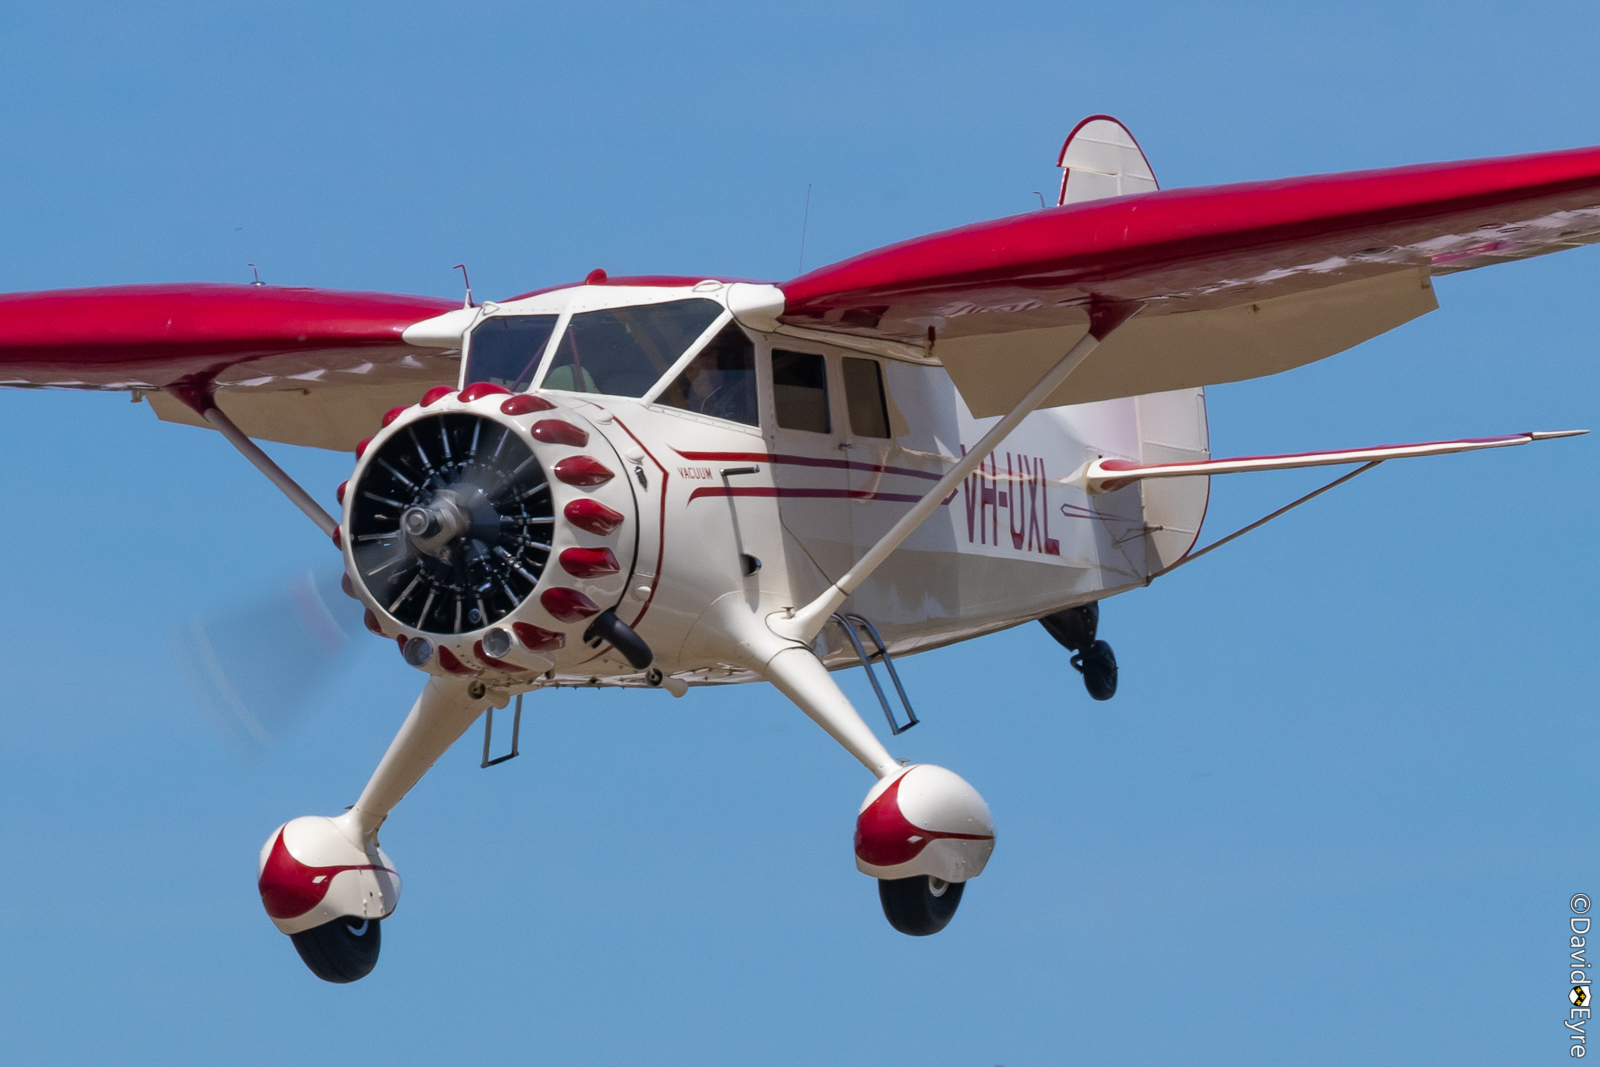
[480,693,523,768]
[830,613,919,736]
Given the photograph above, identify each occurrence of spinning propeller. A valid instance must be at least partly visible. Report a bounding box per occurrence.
[168,564,365,760]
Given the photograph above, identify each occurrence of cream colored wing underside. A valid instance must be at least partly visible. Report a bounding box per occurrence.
[144,375,458,453]
[934,268,1437,418]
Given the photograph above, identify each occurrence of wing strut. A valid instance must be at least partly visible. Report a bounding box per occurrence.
[165,384,339,539]
[769,301,1140,644]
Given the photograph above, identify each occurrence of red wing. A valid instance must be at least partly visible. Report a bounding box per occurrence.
[0,283,459,449]
[778,145,1600,415]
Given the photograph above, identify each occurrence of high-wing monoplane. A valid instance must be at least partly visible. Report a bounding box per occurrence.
[1,116,1592,982]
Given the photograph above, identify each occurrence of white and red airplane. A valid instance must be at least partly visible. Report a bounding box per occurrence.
[0,117,1593,982]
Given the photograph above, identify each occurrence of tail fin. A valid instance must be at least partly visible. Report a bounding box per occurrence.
[1056,115,1158,205]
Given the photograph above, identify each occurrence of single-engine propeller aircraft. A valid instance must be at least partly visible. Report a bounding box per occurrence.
[0,117,1594,982]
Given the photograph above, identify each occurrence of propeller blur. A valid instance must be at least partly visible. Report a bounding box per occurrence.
[168,564,363,760]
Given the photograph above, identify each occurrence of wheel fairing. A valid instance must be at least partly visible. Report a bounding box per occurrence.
[854,764,995,882]
[257,816,400,936]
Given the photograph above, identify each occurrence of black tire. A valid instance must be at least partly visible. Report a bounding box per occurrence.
[1076,640,1118,701]
[878,875,965,936]
[290,916,382,983]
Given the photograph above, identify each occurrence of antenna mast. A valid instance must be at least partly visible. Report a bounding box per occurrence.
[797,184,812,275]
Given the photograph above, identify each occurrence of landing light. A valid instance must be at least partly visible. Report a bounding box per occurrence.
[482,627,513,659]
[401,637,434,667]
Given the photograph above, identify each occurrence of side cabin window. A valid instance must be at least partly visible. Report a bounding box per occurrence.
[842,356,890,438]
[656,322,758,426]
[772,349,830,433]
[463,314,559,392]
[541,298,723,397]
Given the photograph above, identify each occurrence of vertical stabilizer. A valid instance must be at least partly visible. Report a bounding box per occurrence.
[1056,116,1158,205]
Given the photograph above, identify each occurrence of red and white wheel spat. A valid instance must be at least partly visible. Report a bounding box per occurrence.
[854,764,995,883]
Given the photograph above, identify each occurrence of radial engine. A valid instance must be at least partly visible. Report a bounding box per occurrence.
[340,383,651,681]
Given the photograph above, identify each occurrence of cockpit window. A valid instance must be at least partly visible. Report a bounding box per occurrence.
[772,349,830,433]
[464,314,559,392]
[842,357,890,438]
[541,298,724,397]
[655,322,758,426]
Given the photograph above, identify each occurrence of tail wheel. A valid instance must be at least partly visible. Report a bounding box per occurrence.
[290,916,382,983]
[878,875,965,936]
[1072,639,1118,701]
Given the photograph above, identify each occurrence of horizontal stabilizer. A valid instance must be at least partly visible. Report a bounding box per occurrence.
[1083,429,1586,493]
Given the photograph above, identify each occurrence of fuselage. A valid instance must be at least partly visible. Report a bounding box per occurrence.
[391,279,1212,689]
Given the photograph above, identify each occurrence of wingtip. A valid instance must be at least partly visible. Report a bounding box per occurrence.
[1529,429,1589,439]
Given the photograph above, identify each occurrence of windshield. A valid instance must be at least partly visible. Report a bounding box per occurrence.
[541,298,723,397]
[655,322,758,425]
[464,314,559,392]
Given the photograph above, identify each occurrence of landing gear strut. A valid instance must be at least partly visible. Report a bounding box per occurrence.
[259,677,496,983]
[757,642,994,938]
[1040,601,1118,701]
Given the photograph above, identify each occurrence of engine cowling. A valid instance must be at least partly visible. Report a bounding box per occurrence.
[340,386,640,679]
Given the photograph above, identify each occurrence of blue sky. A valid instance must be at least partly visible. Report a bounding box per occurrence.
[1,2,1597,1064]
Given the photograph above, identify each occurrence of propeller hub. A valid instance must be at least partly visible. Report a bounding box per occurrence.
[401,491,469,557]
